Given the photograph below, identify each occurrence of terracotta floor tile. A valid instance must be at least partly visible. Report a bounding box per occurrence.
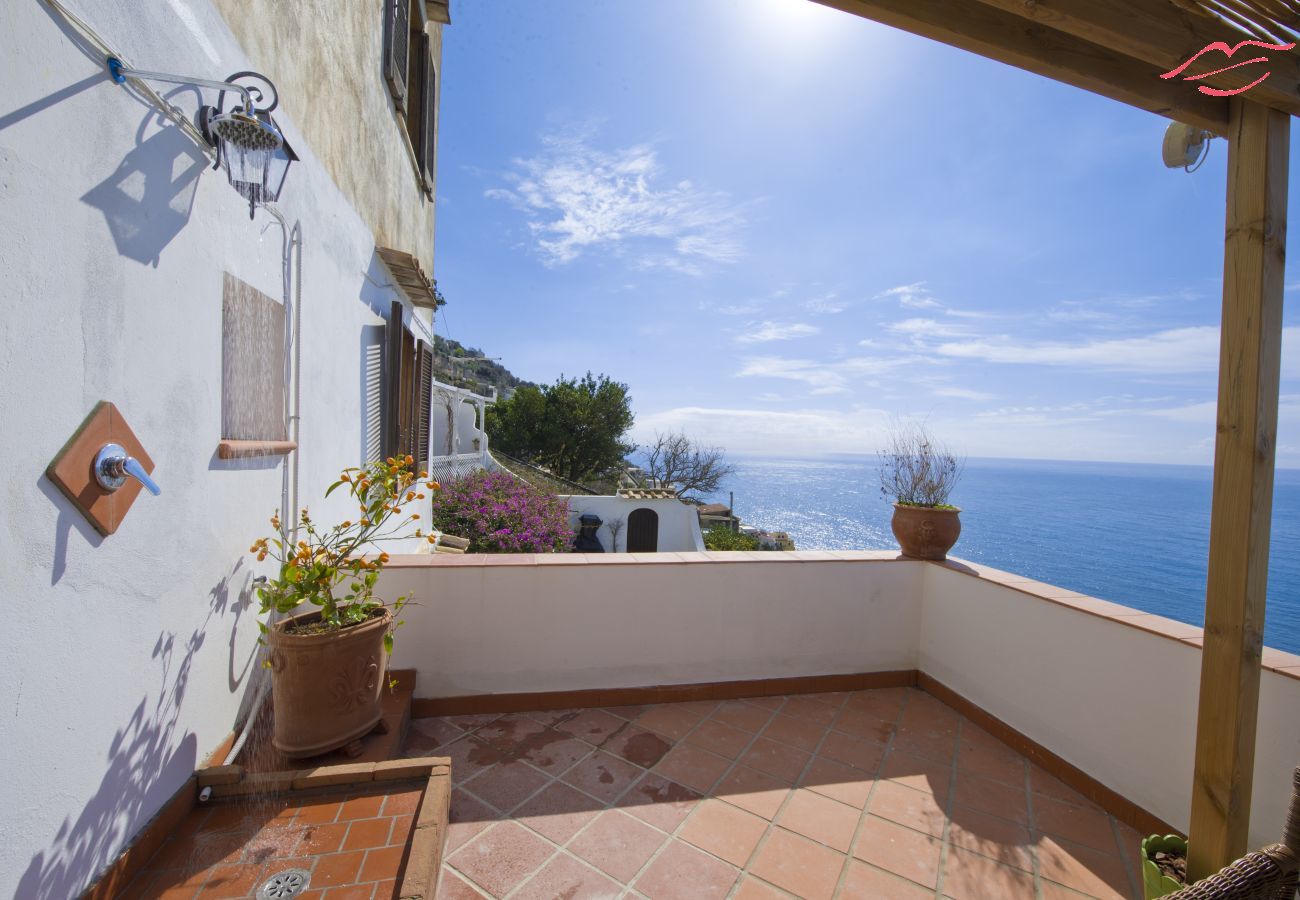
[476,714,549,755]
[435,868,486,899]
[313,850,367,888]
[510,731,593,777]
[511,852,622,899]
[1034,795,1120,853]
[745,695,785,710]
[881,750,952,798]
[342,817,393,852]
[194,862,264,899]
[760,714,827,753]
[407,716,464,750]
[800,756,875,810]
[1040,880,1099,900]
[776,789,861,852]
[558,709,628,746]
[601,726,673,769]
[320,882,375,899]
[749,827,846,900]
[711,700,775,734]
[615,773,701,833]
[673,700,723,717]
[339,795,386,822]
[685,718,754,759]
[448,821,553,897]
[952,770,1029,824]
[1030,766,1095,809]
[600,705,648,721]
[634,839,739,900]
[893,724,958,763]
[841,860,934,899]
[941,845,1036,899]
[463,760,550,814]
[359,844,405,883]
[561,751,646,804]
[844,689,907,722]
[294,800,344,828]
[567,809,667,883]
[739,737,811,783]
[152,829,248,873]
[1036,835,1133,900]
[446,790,499,854]
[731,875,789,899]
[443,713,504,731]
[852,816,942,889]
[525,708,580,728]
[715,764,792,820]
[947,806,1034,872]
[833,708,897,745]
[439,735,509,785]
[868,780,947,838]
[371,879,396,899]
[382,790,423,818]
[779,697,839,727]
[678,799,769,866]
[653,744,732,794]
[513,781,602,845]
[956,728,1027,786]
[637,704,706,740]
[818,731,886,774]
[900,693,960,729]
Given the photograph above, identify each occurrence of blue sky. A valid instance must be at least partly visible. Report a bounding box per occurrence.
[432,0,1300,466]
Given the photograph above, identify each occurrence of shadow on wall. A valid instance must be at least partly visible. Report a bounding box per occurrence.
[360,324,385,466]
[80,93,209,268]
[38,476,103,586]
[15,562,254,899]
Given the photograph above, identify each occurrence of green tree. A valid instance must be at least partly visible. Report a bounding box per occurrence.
[703,526,762,551]
[487,372,634,482]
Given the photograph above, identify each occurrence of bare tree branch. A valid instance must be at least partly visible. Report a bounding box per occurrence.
[644,431,736,497]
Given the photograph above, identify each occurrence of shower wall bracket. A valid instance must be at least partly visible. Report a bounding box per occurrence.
[46,401,158,536]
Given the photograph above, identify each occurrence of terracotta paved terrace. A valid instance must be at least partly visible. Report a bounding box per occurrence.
[403,687,1143,899]
[118,783,422,899]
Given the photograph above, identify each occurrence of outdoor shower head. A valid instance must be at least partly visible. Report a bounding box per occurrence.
[209,110,283,152]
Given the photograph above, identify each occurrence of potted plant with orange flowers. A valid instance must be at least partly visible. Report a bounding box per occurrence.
[250,455,439,758]
[878,422,964,561]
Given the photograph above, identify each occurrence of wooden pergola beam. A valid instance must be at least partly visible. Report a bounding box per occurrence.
[971,0,1300,121]
[1188,98,1288,880]
[811,0,1230,134]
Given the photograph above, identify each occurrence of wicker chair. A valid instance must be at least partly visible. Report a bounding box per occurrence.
[1167,767,1299,899]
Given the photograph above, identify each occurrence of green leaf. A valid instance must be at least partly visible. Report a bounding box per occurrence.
[383,633,394,654]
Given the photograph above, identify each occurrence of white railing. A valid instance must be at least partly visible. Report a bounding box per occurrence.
[427,451,486,485]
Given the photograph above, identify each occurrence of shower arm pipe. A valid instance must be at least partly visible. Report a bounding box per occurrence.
[39,0,213,157]
[106,58,256,114]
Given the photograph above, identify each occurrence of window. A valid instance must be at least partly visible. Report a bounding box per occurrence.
[383,0,437,196]
[383,301,433,469]
[221,273,285,441]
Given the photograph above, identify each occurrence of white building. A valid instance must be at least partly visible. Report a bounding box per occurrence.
[1,1,448,895]
[564,489,707,553]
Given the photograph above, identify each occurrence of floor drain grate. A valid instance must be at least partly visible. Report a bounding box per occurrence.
[257,868,311,899]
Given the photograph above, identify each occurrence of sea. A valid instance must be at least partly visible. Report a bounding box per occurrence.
[703,456,1300,655]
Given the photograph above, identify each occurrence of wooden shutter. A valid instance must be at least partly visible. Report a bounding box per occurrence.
[414,341,433,468]
[398,326,416,458]
[383,300,404,460]
[383,0,410,113]
[420,33,437,194]
[627,508,659,553]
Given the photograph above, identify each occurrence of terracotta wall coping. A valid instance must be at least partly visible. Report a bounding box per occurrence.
[216,439,297,459]
[376,550,1300,682]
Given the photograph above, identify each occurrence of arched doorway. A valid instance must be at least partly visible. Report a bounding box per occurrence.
[626,507,659,553]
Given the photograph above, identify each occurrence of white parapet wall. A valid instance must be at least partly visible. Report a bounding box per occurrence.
[382,552,1300,850]
[384,552,923,696]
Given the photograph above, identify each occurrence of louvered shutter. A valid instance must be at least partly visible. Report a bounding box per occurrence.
[414,341,433,468]
[420,33,437,194]
[398,326,416,458]
[383,301,404,460]
[383,0,410,113]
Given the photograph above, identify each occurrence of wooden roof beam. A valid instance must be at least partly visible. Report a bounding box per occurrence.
[971,0,1300,121]
[812,0,1231,134]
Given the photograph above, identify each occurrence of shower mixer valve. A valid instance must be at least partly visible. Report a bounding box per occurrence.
[94,443,161,495]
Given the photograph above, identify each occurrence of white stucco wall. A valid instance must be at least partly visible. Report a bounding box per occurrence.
[561,495,707,552]
[383,554,924,697]
[0,2,427,895]
[918,564,1300,850]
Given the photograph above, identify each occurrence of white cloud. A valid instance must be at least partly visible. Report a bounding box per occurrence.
[737,357,847,394]
[486,132,746,272]
[933,386,996,401]
[716,303,760,316]
[887,318,972,339]
[803,291,846,314]
[875,282,938,309]
[635,405,892,455]
[935,326,1225,373]
[735,321,821,344]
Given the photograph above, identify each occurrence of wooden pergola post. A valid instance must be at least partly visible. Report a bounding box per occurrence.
[1187,98,1289,881]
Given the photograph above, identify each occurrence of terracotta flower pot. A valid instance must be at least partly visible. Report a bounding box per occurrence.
[891,504,962,560]
[267,607,391,758]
